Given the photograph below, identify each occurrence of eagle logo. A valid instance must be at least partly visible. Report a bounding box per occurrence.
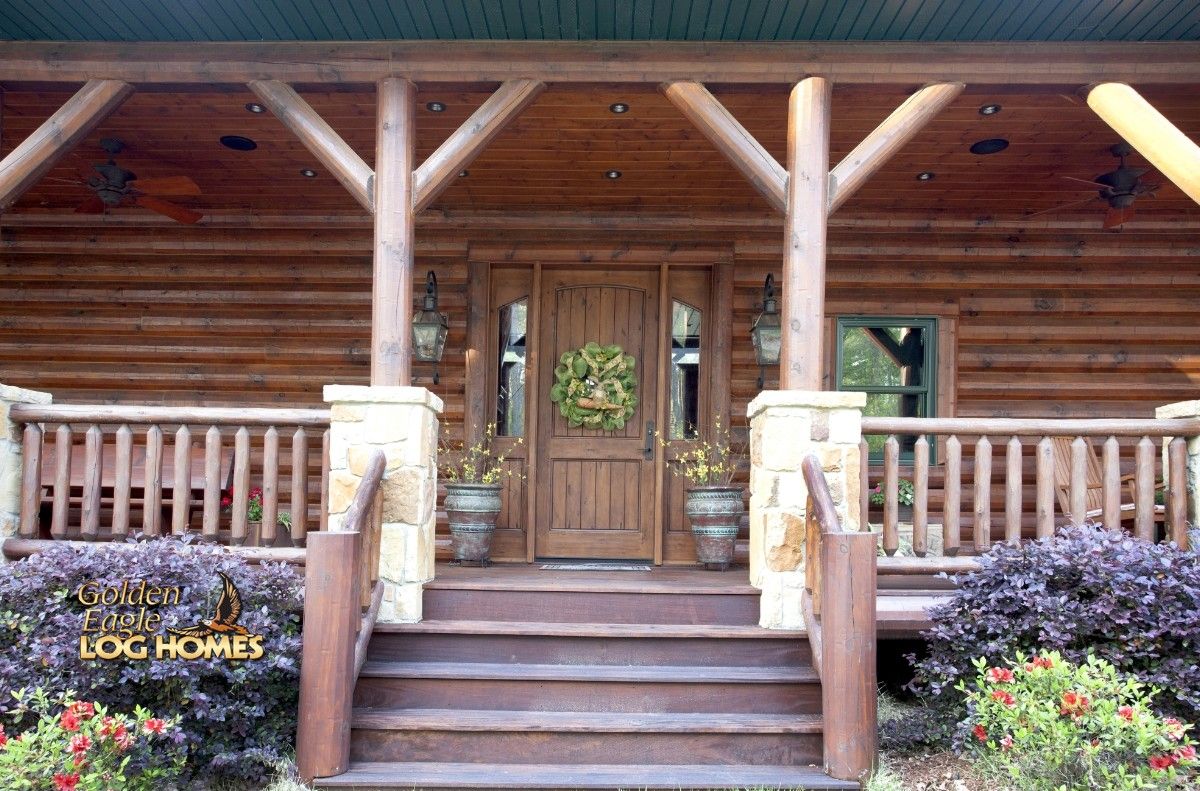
[167,572,250,637]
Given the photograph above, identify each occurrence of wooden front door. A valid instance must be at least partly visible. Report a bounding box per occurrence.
[535,269,659,559]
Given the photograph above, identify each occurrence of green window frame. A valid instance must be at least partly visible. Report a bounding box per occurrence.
[835,316,937,460]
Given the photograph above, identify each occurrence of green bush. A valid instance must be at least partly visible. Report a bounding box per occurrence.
[962,651,1198,790]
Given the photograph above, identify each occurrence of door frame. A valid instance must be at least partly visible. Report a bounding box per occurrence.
[465,243,734,564]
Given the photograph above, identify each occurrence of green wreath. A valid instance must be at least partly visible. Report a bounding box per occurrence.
[549,342,638,430]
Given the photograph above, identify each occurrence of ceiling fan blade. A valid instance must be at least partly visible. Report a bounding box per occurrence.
[131,175,201,196]
[132,195,203,224]
[74,195,106,214]
[1062,176,1110,189]
[1025,196,1100,219]
[1103,205,1135,229]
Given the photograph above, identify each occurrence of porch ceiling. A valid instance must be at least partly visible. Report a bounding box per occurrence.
[2,83,1199,222]
[1,0,1196,42]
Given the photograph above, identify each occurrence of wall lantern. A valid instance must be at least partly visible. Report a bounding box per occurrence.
[412,271,449,384]
[750,273,781,388]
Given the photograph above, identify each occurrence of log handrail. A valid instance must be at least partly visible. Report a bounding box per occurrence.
[799,454,878,783]
[296,448,386,783]
[861,416,1200,437]
[11,404,331,427]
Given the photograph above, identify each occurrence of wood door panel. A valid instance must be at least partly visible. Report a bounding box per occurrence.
[536,269,658,559]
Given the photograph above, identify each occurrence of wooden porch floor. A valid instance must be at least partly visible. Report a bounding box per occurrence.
[431,562,951,638]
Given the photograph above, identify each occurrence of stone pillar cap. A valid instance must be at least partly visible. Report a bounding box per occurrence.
[0,383,52,405]
[324,384,443,413]
[1156,400,1200,420]
[748,389,866,420]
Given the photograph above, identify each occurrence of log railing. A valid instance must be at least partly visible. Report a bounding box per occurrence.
[296,448,386,783]
[860,417,1197,559]
[8,404,330,551]
[800,454,877,783]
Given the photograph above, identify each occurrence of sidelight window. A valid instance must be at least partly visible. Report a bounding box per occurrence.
[495,299,527,437]
[669,301,702,440]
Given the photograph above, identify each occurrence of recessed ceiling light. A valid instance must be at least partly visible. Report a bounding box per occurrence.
[426,101,446,112]
[244,102,266,114]
[299,168,317,178]
[978,103,1002,116]
[970,138,1009,155]
[458,170,469,177]
[609,102,629,114]
[219,135,257,151]
[916,171,935,181]
[604,169,622,179]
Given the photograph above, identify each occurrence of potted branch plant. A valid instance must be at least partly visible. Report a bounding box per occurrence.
[440,423,523,566]
[221,486,291,546]
[667,419,744,571]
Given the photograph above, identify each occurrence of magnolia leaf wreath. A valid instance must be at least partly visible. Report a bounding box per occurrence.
[549,342,638,430]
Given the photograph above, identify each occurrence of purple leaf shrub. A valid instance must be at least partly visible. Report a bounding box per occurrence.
[0,538,302,786]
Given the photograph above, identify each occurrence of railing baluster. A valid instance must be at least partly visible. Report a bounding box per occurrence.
[1102,436,1121,530]
[1035,437,1054,538]
[262,427,280,547]
[290,427,309,546]
[883,435,899,556]
[943,435,961,556]
[912,436,929,557]
[1069,436,1088,526]
[858,439,869,532]
[1167,437,1187,549]
[203,426,222,539]
[19,424,43,537]
[1005,437,1021,545]
[112,425,133,537]
[143,425,163,536]
[973,436,991,552]
[81,426,104,541]
[52,425,72,539]
[171,425,192,536]
[232,427,251,546]
[319,428,330,533]
[1134,437,1155,542]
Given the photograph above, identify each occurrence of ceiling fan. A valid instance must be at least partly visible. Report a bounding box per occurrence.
[51,138,204,224]
[1029,143,1159,229]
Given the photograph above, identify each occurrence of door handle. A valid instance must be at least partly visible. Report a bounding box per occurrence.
[644,420,655,460]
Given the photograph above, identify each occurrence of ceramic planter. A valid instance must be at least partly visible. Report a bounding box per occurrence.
[684,485,743,571]
[444,482,503,566]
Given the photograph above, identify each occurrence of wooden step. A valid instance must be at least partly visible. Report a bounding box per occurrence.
[314,761,858,790]
[353,661,820,714]
[348,709,824,765]
[422,587,760,625]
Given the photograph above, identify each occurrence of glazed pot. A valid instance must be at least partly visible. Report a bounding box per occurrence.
[444,482,503,566]
[684,485,743,571]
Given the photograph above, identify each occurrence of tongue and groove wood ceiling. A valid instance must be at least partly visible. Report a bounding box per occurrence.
[2,83,1199,221]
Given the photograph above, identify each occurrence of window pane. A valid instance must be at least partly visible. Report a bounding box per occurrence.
[495,299,527,437]
[839,325,927,388]
[669,301,701,440]
[863,392,928,455]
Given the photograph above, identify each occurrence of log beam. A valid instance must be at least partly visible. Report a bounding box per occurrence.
[828,82,964,213]
[0,79,132,211]
[247,80,374,213]
[372,77,416,386]
[780,77,832,391]
[660,81,787,213]
[413,79,545,212]
[1086,82,1200,206]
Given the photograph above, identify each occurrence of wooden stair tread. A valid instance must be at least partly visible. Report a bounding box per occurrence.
[315,761,858,789]
[427,575,759,596]
[352,708,823,733]
[375,620,806,639]
[358,660,817,683]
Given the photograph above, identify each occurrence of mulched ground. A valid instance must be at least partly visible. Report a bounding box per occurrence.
[884,750,995,791]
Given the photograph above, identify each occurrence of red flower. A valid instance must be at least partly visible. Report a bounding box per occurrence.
[68,734,91,755]
[68,701,94,720]
[973,724,988,743]
[249,487,263,500]
[1117,705,1135,721]
[0,724,7,749]
[1164,717,1186,741]
[59,710,80,732]
[52,774,80,791]
[1000,734,1013,751]
[987,667,1015,684]
[1175,745,1197,762]
[143,718,166,735]
[1150,754,1177,771]
[991,689,1016,707]
[220,494,233,508]
[1059,691,1090,717]
[1032,655,1054,669]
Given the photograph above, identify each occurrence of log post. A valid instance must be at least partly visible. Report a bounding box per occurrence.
[1,384,53,556]
[780,77,832,391]
[296,529,362,782]
[1155,400,1200,550]
[1086,83,1200,206]
[372,77,416,386]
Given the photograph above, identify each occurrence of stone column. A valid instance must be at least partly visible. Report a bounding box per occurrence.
[325,385,441,623]
[1156,400,1200,544]
[748,390,865,629]
[1,384,53,553]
